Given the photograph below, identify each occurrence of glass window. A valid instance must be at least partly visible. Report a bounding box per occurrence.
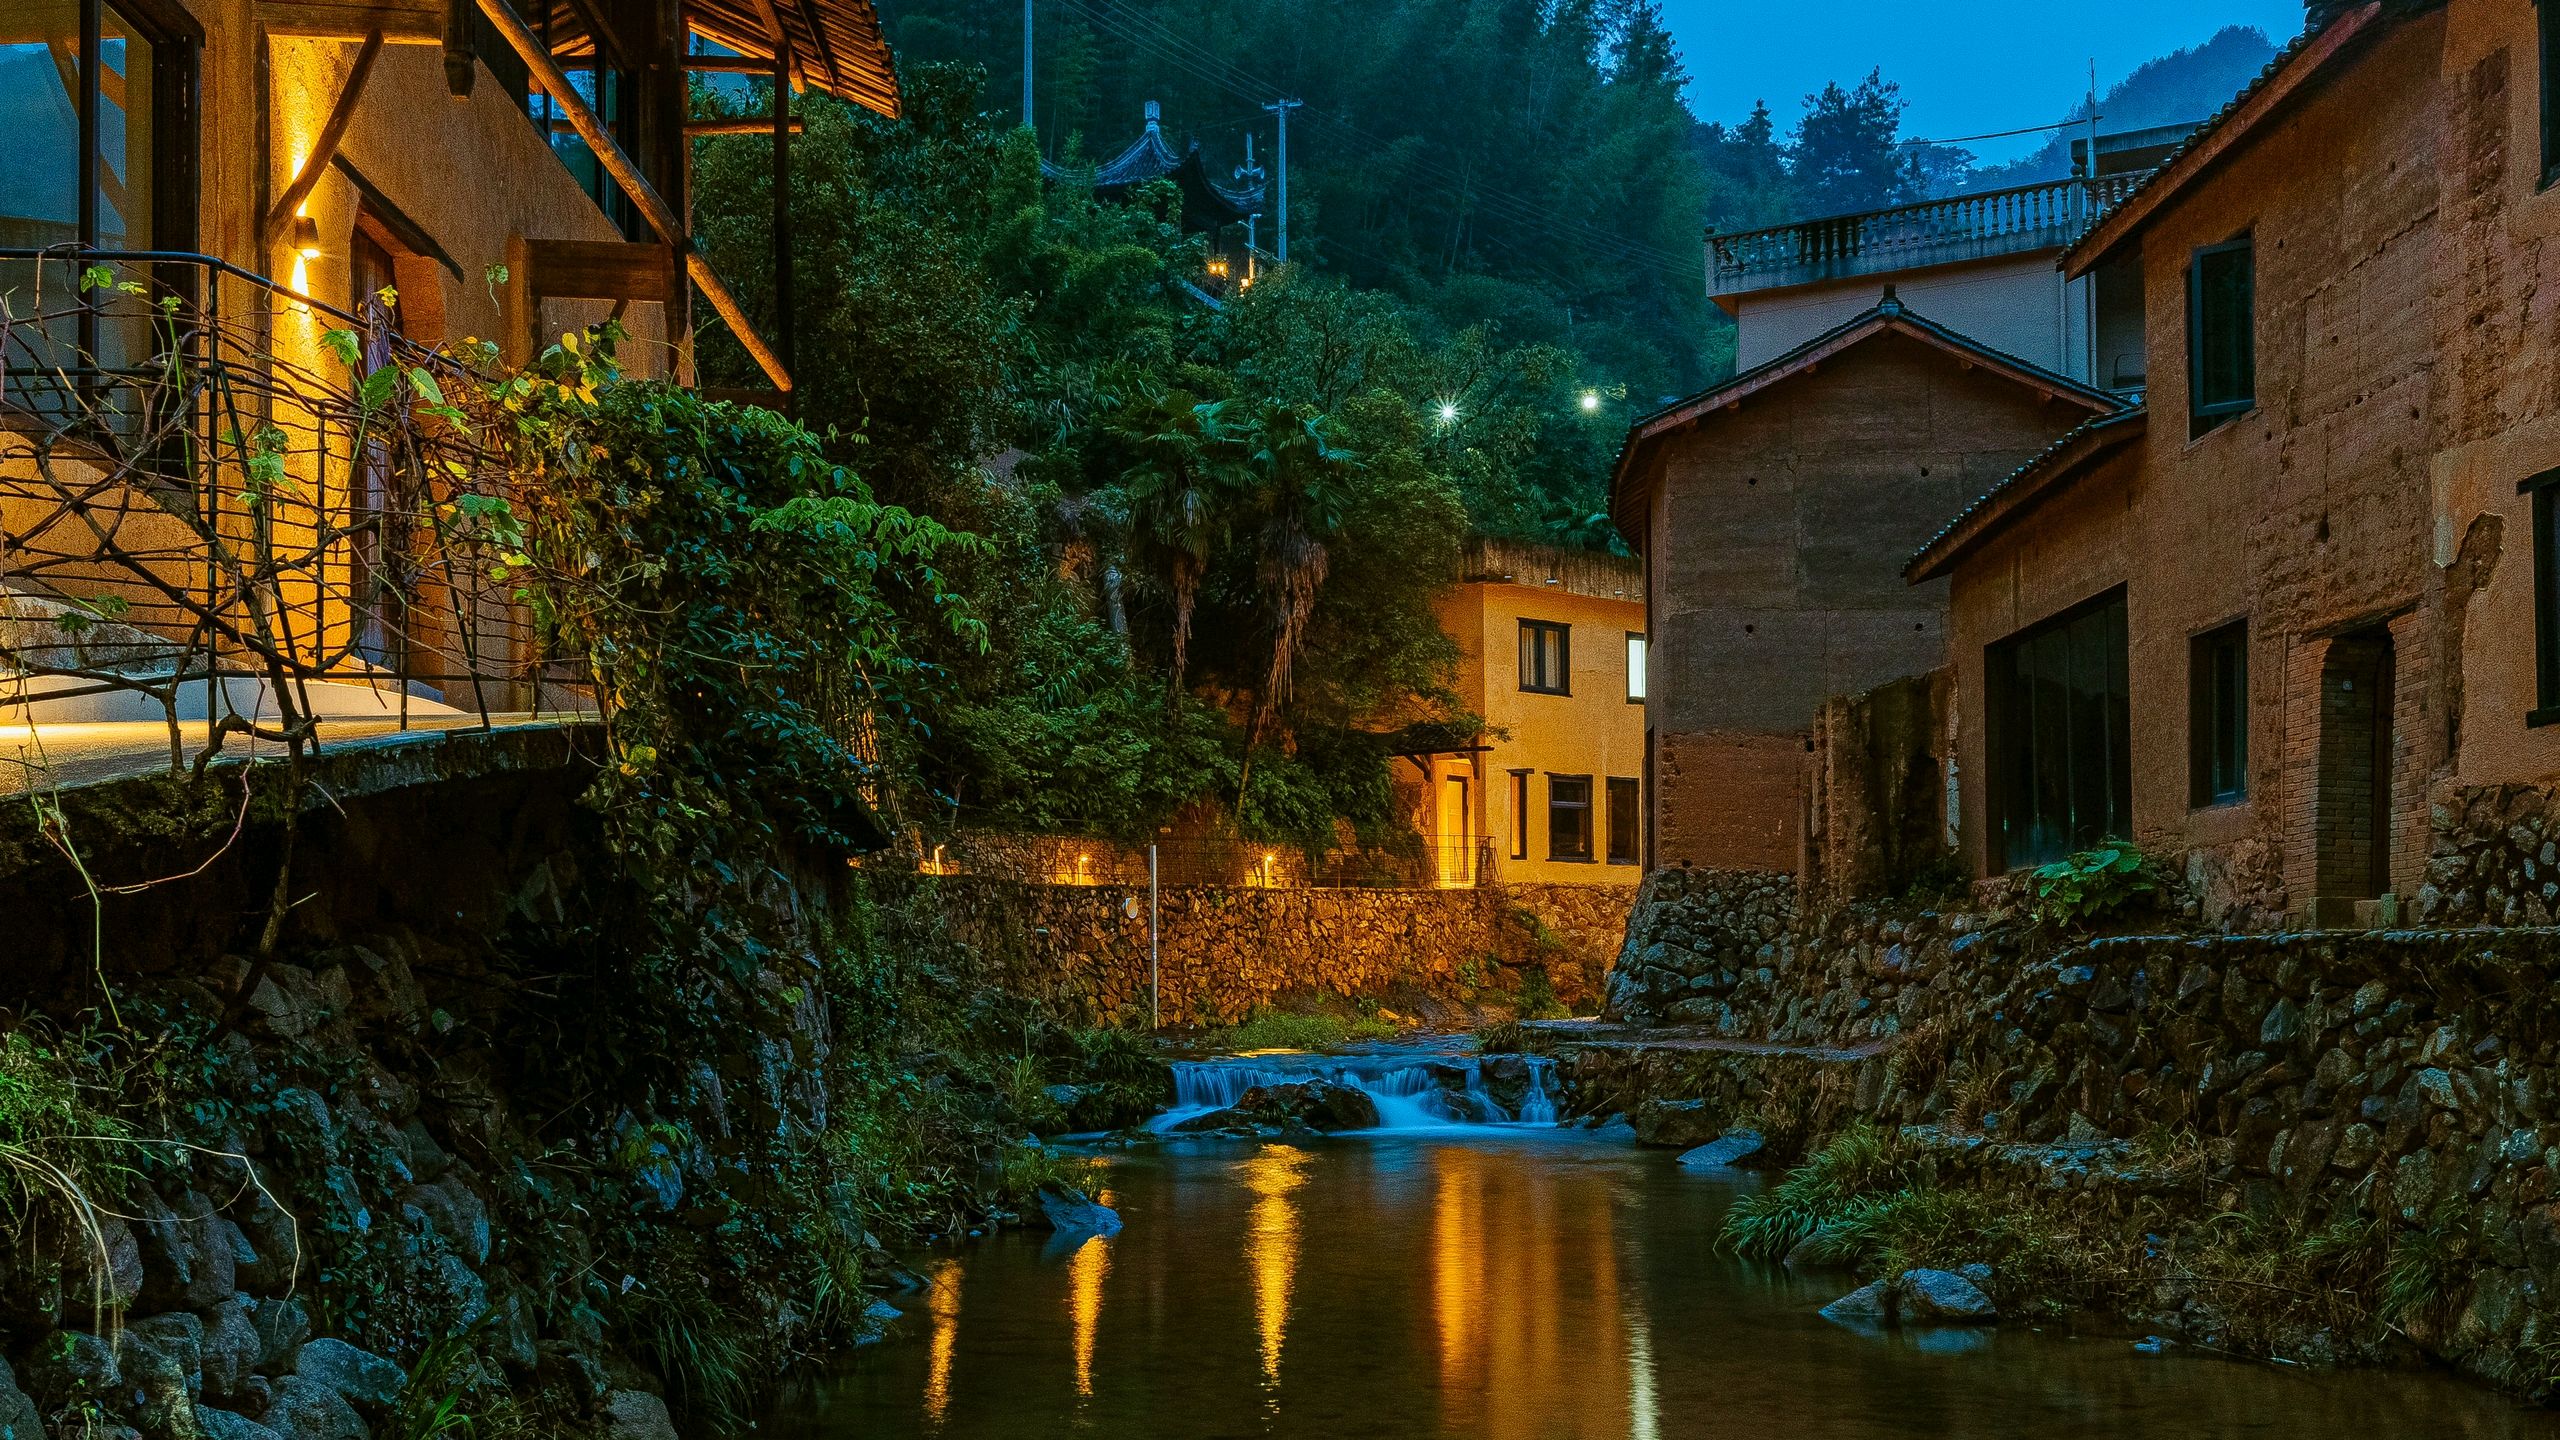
[2189,621,2249,806]
[1547,775,1593,862]
[2544,0,2560,187]
[1519,620,1570,695]
[2188,236,2254,432]
[1987,590,2132,869]
[2530,470,2560,725]
[0,0,157,249]
[1508,770,1530,859]
[1606,777,1639,865]
[1625,632,1647,702]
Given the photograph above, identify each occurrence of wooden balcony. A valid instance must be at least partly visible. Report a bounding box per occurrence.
[1708,172,2153,300]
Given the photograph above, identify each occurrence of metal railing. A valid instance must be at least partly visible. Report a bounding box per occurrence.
[0,246,585,757]
[1708,172,2153,294]
[910,833,1503,890]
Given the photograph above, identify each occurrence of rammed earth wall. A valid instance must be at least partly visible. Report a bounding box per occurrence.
[872,875,1634,1027]
[1589,867,2560,1389]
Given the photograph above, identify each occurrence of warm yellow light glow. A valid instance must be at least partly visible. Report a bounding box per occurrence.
[1239,1146,1309,1394]
[921,1259,963,1428]
[1066,1234,1111,1399]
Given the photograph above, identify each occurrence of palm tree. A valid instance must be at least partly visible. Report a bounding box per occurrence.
[1109,383,1244,689]
[1236,401,1361,737]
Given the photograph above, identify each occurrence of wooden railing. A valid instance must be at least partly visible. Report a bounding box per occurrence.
[1709,172,2153,293]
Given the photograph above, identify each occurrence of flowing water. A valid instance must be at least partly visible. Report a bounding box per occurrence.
[766,1049,2556,1440]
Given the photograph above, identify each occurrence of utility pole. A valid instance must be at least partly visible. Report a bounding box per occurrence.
[1023,0,1035,135]
[1264,98,1301,263]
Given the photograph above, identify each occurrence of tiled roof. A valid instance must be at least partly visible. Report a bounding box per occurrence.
[1903,408,2149,582]
[1607,292,2125,551]
[2063,1,2444,277]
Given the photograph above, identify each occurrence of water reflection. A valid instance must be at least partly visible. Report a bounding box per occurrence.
[1067,1235,1110,1399]
[919,1260,962,1430]
[766,1131,2552,1440]
[1239,1145,1311,1396]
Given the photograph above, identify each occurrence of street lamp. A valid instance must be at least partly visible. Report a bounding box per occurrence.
[1579,390,1602,413]
[1436,401,1460,426]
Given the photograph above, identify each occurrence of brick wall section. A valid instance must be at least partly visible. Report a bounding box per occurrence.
[1641,331,2091,874]
[1652,729,1804,872]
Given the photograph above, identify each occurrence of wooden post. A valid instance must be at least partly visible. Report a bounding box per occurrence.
[473,0,791,392]
[772,34,793,389]
[263,29,386,253]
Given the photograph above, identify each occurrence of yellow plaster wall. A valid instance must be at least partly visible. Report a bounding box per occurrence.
[1430,581,1647,885]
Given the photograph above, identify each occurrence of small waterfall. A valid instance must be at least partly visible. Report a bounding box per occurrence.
[1151,1047,1563,1133]
[1517,1058,1557,1125]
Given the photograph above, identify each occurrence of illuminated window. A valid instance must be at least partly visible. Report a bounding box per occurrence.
[1519,620,1570,695]
[1625,632,1647,702]
[1508,770,1530,860]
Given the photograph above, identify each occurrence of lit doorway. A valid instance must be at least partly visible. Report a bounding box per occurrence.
[1437,774,1473,886]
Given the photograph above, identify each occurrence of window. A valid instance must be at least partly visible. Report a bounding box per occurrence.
[2527,469,2560,725]
[1547,775,1593,862]
[2,0,194,410]
[1625,632,1648,702]
[2544,0,2560,186]
[2187,236,2255,433]
[1986,589,2132,870]
[1606,777,1640,865]
[1508,770,1531,859]
[1519,620,1571,695]
[2189,621,2249,806]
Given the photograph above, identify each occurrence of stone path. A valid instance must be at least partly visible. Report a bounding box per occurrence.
[0,712,594,796]
[1523,1017,1890,1063]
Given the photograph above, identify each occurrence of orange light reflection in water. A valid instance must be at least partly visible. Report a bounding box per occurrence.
[920,1259,964,1430]
[1067,1234,1112,1399]
[1429,1145,1632,1440]
[1239,1145,1310,1398]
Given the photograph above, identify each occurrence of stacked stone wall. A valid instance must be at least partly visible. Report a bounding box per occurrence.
[874,875,1634,1027]
[1594,866,2560,1385]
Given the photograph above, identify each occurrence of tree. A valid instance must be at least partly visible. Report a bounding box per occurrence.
[1790,69,1911,216]
[1106,382,1244,688]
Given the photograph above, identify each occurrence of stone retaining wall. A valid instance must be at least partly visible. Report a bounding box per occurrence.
[874,874,1634,1026]
[1593,869,2560,1389]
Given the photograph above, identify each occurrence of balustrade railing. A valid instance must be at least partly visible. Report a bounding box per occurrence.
[907,832,1503,891]
[1709,171,2153,292]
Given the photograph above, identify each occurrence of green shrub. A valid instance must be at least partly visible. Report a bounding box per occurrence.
[2029,843,2158,928]
[1721,1123,1920,1259]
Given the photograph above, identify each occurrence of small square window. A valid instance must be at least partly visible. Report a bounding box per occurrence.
[1606,777,1640,864]
[1547,775,1593,861]
[2189,621,2249,806]
[1520,620,1571,695]
[1625,632,1648,702]
[2188,236,2255,435]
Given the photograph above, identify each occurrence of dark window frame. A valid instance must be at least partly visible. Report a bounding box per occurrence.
[1519,619,1571,696]
[2543,0,2560,189]
[1605,777,1640,865]
[2187,235,2256,436]
[2188,619,2250,807]
[2524,469,2560,726]
[1985,586,2133,871]
[1546,773,1594,862]
[1624,631,1647,703]
[1507,769,1531,860]
[14,0,202,254]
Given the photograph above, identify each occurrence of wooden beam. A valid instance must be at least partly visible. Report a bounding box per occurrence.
[683,117,805,135]
[525,238,678,303]
[473,0,793,393]
[262,29,385,254]
[258,0,441,40]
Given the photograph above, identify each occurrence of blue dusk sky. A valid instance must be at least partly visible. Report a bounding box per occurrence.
[1661,1,2310,163]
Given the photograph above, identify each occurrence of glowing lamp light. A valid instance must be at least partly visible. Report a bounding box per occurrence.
[1435,402,1460,425]
[289,214,324,260]
[1580,390,1602,413]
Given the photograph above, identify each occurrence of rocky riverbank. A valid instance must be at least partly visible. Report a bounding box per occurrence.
[1546,865,2560,1397]
[0,744,1168,1440]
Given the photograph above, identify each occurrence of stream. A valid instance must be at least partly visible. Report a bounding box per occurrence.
[765,1044,2556,1439]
